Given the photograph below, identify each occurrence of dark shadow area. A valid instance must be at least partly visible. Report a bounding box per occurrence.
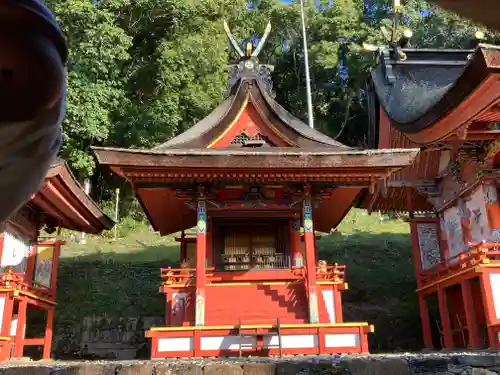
[48,230,421,358]
[255,283,307,322]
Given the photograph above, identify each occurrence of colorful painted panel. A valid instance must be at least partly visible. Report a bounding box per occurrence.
[483,182,500,242]
[1,228,31,273]
[303,198,313,233]
[33,245,55,288]
[443,206,464,258]
[465,185,490,243]
[416,222,441,270]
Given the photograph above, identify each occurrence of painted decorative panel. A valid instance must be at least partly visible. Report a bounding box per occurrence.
[465,185,490,243]
[443,207,464,258]
[1,228,31,273]
[484,182,499,205]
[483,182,500,242]
[33,245,55,288]
[416,222,441,270]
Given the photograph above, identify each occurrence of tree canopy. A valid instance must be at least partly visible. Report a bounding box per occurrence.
[49,0,492,180]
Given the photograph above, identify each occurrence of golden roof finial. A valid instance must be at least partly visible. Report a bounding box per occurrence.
[246,41,253,57]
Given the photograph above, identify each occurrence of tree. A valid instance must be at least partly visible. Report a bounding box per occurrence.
[48,0,132,177]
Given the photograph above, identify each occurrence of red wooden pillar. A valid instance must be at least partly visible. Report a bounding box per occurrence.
[479,271,497,347]
[303,189,319,323]
[24,244,36,285]
[165,293,172,326]
[417,292,433,349]
[460,278,480,348]
[437,287,454,349]
[195,197,207,327]
[50,242,62,299]
[0,294,14,361]
[13,298,27,358]
[42,307,54,359]
[333,284,343,323]
[359,326,369,353]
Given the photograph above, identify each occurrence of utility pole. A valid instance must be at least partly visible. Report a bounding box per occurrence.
[114,188,120,240]
[80,179,91,244]
[299,0,315,129]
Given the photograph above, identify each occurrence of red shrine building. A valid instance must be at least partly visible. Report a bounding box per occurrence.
[364,42,500,349]
[94,24,418,358]
[0,158,113,361]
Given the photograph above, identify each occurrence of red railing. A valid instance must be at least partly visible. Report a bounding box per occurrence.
[316,263,346,283]
[419,242,500,286]
[160,262,346,286]
[0,268,53,300]
[160,267,216,286]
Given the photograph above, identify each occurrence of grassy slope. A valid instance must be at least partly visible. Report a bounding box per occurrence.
[55,209,422,353]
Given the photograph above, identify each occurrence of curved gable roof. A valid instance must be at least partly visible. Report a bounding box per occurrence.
[369,44,500,144]
[29,158,114,234]
[153,77,351,151]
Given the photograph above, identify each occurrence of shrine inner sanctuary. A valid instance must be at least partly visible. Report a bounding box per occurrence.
[93,21,418,358]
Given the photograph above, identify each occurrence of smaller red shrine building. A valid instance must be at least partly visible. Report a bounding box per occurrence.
[364,41,500,349]
[0,158,113,361]
[94,24,418,358]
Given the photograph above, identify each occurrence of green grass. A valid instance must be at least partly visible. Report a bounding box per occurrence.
[54,209,422,354]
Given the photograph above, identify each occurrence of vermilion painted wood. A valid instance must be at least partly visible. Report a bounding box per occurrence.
[13,298,28,358]
[148,325,373,358]
[417,294,433,349]
[209,103,289,148]
[461,279,481,348]
[437,287,454,349]
[42,308,54,359]
[204,283,308,325]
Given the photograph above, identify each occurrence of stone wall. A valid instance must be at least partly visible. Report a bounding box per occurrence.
[3,354,500,375]
[53,316,163,360]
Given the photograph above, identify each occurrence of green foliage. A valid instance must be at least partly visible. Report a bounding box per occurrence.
[46,0,497,181]
[47,0,132,177]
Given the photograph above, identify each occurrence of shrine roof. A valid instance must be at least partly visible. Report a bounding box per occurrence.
[369,44,500,144]
[29,158,114,234]
[93,146,419,170]
[153,78,349,151]
[92,21,422,235]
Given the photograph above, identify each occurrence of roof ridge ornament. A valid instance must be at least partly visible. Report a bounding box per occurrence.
[361,0,413,84]
[223,20,272,58]
[224,20,275,98]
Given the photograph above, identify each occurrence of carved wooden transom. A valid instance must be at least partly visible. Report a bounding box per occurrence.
[229,132,272,147]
